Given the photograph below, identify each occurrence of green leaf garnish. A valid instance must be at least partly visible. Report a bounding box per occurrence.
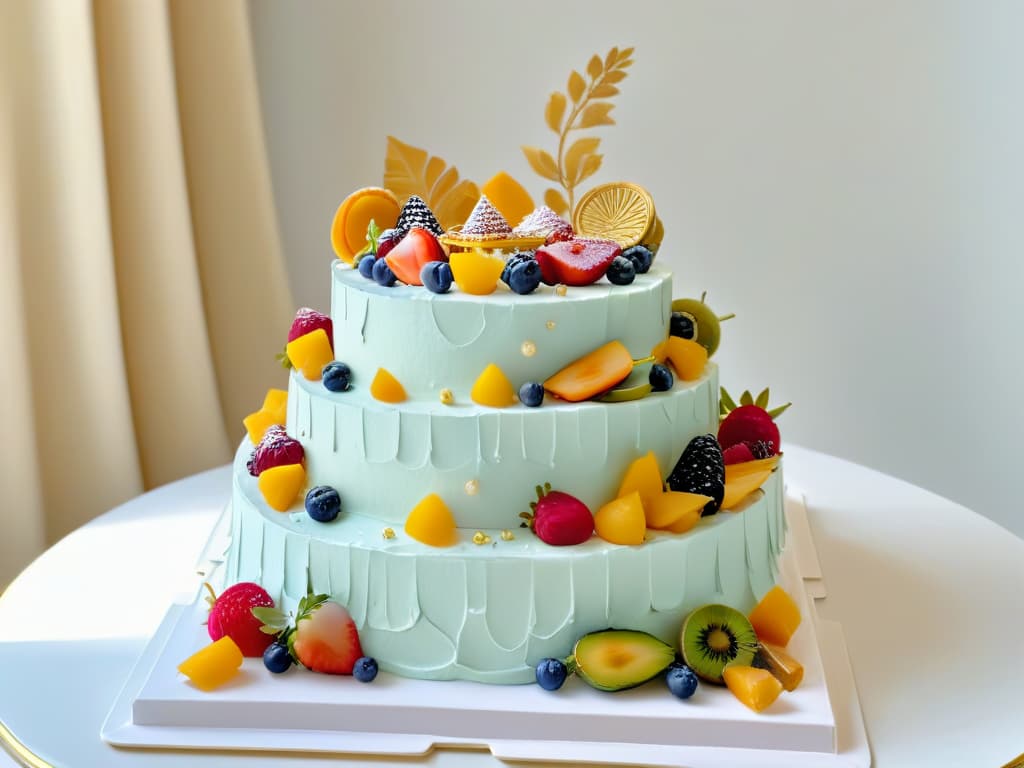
[252,606,290,635]
[276,345,293,370]
[720,387,738,413]
[740,390,754,406]
[766,402,792,420]
[755,388,770,409]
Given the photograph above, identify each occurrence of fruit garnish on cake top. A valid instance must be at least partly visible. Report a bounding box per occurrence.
[457,195,513,240]
[395,194,445,238]
[512,205,574,243]
[535,237,621,286]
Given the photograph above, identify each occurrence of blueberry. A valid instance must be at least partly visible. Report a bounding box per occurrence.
[606,256,636,286]
[305,485,341,523]
[353,656,378,683]
[670,311,695,339]
[372,257,396,287]
[535,658,568,691]
[322,361,352,392]
[649,363,674,392]
[665,663,699,699]
[357,255,377,280]
[421,261,453,293]
[502,251,536,286]
[263,641,293,674]
[518,381,544,407]
[508,259,542,295]
[622,245,653,274]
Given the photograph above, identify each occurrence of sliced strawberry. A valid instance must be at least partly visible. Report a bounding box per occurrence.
[206,582,275,657]
[722,442,756,465]
[520,485,593,546]
[718,405,780,455]
[292,600,363,675]
[535,238,621,286]
[288,308,333,350]
[385,228,446,285]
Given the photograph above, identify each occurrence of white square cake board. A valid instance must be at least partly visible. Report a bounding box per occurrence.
[101,491,870,767]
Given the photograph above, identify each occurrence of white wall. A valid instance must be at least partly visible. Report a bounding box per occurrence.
[248,0,1024,538]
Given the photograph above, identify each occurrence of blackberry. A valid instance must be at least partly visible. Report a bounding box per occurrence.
[748,440,775,459]
[396,195,443,237]
[666,434,725,515]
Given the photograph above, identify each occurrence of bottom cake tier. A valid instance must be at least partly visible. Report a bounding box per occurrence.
[226,444,786,684]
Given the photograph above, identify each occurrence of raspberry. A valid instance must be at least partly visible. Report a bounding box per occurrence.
[247,426,304,476]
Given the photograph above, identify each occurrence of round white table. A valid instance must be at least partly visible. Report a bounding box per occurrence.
[1,445,1022,768]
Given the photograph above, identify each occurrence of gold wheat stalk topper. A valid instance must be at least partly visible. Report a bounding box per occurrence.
[521,47,634,218]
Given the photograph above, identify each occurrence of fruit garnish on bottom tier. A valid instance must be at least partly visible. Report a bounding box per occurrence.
[205,582,275,657]
[718,387,791,457]
[178,636,243,692]
[254,592,364,675]
[748,585,802,648]
[680,603,759,684]
[519,483,593,546]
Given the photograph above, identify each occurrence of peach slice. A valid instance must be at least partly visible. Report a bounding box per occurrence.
[481,171,534,228]
[262,388,288,425]
[664,336,708,381]
[470,364,517,408]
[178,636,244,692]
[449,250,505,295]
[286,329,334,381]
[370,368,407,403]
[544,340,634,403]
[645,491,711,533]
[651,337,670,364]
[617,451,663,510]
[258,462,306,512]
[405,493,458,547]
[749,586,802,647]
[723,665,784,712]
[594,491,646,545]
[721,469,773,510]
[725,455,781,482]
[243,408,278,445]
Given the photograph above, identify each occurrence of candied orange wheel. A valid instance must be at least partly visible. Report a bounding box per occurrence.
[573,182,656,249]
[644,214,664,253]
[330,187,400,264]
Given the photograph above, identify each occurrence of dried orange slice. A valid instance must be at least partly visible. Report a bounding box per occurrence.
[573,182,655,249]
[645,214,664,253]
[330,187,400,264]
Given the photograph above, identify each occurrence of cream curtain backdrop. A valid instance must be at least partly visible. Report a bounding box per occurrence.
[0,0,293,587]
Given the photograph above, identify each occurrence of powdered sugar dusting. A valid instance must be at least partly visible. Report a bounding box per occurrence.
[513,206,573,240]
[460,195,512,239]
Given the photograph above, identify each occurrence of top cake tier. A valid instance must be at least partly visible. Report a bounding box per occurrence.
[332,262,673,400]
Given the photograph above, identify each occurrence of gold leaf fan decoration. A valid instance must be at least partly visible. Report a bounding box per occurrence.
[383,136,480,230]
[522,46,634,217]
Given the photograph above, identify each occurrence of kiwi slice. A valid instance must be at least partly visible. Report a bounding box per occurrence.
[680,604,759,684]
[573,629,676,692]
[671,296,734,358]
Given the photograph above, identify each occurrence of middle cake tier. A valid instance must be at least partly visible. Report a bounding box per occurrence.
[286,364,719,530]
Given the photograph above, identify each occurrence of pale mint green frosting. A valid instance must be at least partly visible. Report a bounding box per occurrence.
[227,451,785,684]
[331,262,673,400]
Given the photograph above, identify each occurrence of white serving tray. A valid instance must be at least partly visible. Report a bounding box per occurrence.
[101,490,870,767]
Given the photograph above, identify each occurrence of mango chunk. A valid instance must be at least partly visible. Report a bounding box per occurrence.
[243,408,278,445]
[645,491,710,533]
[544,340,634,403]
[470,363,517,408]
[665,336,708,381]
[481,171,535,228]
[258,462,306,512]
[594,491,645,545]
[725,455,781,482]
[749,585,802,647]
[757,642,804,692]
[723,665,784,712]
[370,367,407,403]
[651,337,670,364]
[721,469,773,510]
[405,493,458,547]
[286,329,334,381]
[178,636,244,692]
[617,451,663,510]
[262,388,288,425]
[449,250,505,295]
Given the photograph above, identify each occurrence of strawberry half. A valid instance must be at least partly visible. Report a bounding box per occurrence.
[205,582,275,657]
[385,228,446,285]
[535,238,621,286]
[718,405,780,455]
[520,484,593,546]
[291,598,363,675]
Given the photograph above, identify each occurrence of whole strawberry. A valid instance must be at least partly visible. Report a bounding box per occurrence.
[519,483,593,546]
[291,595,364,675]
[206,582,275,657]
[288,308,334,349]
[718,388,791,457]
[247,425,304,476]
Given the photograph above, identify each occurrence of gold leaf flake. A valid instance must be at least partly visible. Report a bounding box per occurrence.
[568,70,586,102]
[579,102,615,129]
[587,54,603,80]
[383,136,479,230]
[545,92,567,134]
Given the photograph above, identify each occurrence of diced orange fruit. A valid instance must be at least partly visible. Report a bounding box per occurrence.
[370,368,406,403]
[723,665,784,712]
[262,389,288,425]
[758,643,804,692]
[665,337,708,381]
[470,364,517,408]
[404,493,458,547]
[749,585,802,647]
[481,171,534,228]
[725,455,781,482]
[449,250,505,295]
[645,491,710,533]
[544,340,634,403]
[721,469,773,510]
[243,408,278,445]
[286,329,334,381]
[594,491,646,545]
[258,463,306,512]
[617,451,663,510]
[330,187,400,264]
[178,636,244,692]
